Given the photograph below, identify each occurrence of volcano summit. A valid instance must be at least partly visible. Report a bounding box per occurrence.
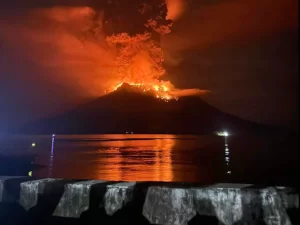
[22,83,277,134]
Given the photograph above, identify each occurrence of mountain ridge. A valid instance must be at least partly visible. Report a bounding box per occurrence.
[21,83,280,135]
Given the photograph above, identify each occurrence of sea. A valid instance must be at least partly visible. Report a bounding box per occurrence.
[0,134,298,186]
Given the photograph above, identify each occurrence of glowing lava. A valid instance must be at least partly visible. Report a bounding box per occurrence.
[106,81,177,102]
[101,1,178,102]
[103,1,206,101]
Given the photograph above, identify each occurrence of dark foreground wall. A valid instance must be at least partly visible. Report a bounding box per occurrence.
[0,177,299,225]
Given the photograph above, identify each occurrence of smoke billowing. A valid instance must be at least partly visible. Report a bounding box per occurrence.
[165,0,187,20]
[0,0,207,99]
[162,0,298,54]
[1,7,116,97]
[0,0,297,129]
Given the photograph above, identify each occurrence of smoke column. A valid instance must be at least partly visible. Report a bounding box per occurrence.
[165,0,187,20]
[0,0,207,100]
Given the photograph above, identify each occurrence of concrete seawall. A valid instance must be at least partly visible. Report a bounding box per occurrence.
[0,177,299,225]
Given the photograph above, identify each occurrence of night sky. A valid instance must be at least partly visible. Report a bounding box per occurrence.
[0,0,298,132]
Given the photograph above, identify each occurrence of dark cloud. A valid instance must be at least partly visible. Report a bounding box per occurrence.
[0,0,99,9]
[162,0,298,52]
[165,31,298,128]
[162,0,298,128]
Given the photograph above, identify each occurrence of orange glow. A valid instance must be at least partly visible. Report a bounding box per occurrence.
[0,4,208,100]
[162,0,298,53]
[94,135,175,182]
[108,81,177,102]
[165,0,187,20]
[105,31,179,101]
[101,2,206,101]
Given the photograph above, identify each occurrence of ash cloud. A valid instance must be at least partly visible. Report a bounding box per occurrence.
[165,0,187,20]
[1,0,297,128]
[1,7,119,97]
[162,0,298,56]
[171,88,210,97]
[161,0,298,128]
[0,0,208,100]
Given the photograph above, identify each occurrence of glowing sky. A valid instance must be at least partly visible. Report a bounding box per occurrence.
[0,0,298,131]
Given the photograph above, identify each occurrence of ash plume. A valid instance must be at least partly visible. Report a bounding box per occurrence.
[0,0,208,100]
[100,0,207,97]
[165,0,187,20]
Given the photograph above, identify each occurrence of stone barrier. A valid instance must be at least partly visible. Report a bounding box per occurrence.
[0,177,298,225]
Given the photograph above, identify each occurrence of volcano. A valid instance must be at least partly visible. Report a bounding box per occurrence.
[22,83,277,134]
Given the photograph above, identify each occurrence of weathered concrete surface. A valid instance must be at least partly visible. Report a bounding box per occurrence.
[143,184,299,225]
[192,184,263,225]
[0,177,299,225]
[193,187,243,225]
[143,187,196,225]
[277,187,299,209]
[19,178,62,211]
[261,187,292,225]
[0,176,30,203]
[104,182,136,216]
[53,180,106,218]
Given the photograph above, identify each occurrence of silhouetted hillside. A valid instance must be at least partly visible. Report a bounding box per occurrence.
[22,83,279,134]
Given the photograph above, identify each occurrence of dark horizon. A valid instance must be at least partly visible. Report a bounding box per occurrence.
[17,83,292,136]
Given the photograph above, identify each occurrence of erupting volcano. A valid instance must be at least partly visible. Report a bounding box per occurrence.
[10,0,287,135]
[101,0,190,101]
[0,0,205,100]
[21,81,280,135]
[109,81,176,101]
[109,82,176,102]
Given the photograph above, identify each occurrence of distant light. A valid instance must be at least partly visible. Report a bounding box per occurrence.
[28,171,32,177]
[31,143,36,147]
[52,134,56,137]
[217,131,229,137]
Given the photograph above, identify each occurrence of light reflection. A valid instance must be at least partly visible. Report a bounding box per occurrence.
[217,131,229,137]
[224,136,231,175]
[48,134,55,177]
[94,135,175,181]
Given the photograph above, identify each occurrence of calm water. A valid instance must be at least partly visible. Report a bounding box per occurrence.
[0,134,298,186]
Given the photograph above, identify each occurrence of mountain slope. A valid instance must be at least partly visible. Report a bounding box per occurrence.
[22,83,276,134]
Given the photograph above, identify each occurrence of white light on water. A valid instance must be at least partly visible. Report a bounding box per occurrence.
[217,131,229,137]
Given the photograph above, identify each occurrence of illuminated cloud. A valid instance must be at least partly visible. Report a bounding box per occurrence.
[165,0,187,20]
[170,88,210,97]
[0,2,207,99]
[162,0,298,53]
[0,7,116,97]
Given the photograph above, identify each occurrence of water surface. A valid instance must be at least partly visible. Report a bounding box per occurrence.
[0,134,298,186]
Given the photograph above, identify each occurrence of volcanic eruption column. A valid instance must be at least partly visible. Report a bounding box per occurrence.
[100,0,177,100]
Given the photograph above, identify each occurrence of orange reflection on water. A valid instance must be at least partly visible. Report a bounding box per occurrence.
[94,135,175,181]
